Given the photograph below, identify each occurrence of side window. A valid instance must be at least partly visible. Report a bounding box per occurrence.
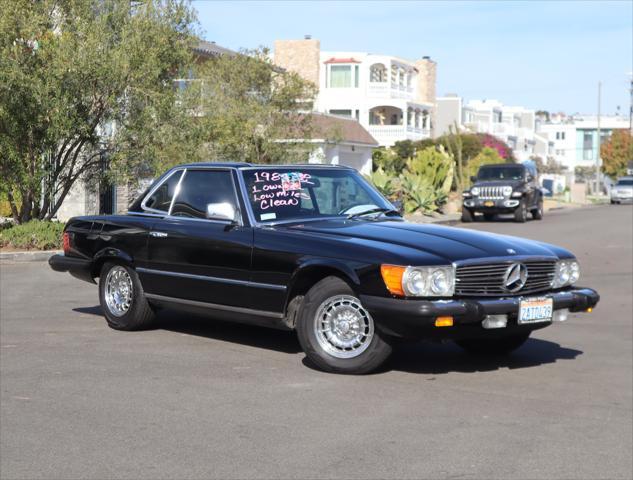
[143,171,183,213]
[170,170,237,219]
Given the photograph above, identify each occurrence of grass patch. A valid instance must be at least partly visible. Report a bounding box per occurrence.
[0,220,65,250]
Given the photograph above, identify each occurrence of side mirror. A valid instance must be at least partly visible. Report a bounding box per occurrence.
[470,176,477,183]
[206,202,237,222]
[391,199,404,215]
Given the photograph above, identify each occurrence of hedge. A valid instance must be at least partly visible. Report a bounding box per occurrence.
[0,220,65,250]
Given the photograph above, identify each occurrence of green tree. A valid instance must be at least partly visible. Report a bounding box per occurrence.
[601,130,632,179]
[465,147,504,185]
[187,48,318,165]
[0,0,198,223]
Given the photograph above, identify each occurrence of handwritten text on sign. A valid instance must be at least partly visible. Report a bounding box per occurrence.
[251,171,314,210]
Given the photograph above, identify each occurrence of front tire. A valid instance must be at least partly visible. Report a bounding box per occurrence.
[455,332,530,355]
[514,200,528,223]
[296,276,392,374]
[461,207,474,223]
[99,262,156,331]
[531,198,544,220]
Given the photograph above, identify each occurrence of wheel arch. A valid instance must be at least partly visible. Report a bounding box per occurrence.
[282,259,361,327]
[91,248,135,278]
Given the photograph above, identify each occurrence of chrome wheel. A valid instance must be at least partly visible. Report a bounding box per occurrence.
[314,295,374,359]
[104,266,133,317]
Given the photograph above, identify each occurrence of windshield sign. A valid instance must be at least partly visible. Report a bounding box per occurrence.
[243,168,392,223]
[478,166,524,181]
[616,179,633,186]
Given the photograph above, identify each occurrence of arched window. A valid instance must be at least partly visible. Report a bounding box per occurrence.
[422,110,429,129]
[370,63,387,83]
[414,109,421,128]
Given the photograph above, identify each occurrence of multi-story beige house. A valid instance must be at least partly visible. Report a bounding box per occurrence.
[274,37,437,147]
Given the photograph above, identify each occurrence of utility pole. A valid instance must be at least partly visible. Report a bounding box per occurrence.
[595,81,601,195]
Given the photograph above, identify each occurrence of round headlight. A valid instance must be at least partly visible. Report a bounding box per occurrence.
[569,261,580,284]
[471,187,480,196]
[502,186,513,196]
[429,269,451,295]
[558,262,571,285]
[404,269,426,296]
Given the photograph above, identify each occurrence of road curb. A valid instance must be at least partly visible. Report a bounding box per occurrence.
[0,250,61,263]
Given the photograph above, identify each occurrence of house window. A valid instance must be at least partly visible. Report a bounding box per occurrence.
[561,132,565,140]
[329,65,352,88]
[327,64,360,88]
[556,132,560,140]
[329,109,352,118]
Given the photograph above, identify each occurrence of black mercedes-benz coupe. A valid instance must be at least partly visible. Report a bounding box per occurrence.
[50,163,599,373]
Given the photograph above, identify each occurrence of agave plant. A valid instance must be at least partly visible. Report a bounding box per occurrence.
[399,171,440,214]
[366,168,400,199]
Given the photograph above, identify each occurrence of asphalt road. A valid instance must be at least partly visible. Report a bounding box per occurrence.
[1,205,632,480]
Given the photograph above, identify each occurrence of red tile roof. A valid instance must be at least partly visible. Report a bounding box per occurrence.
[323,57,361,64]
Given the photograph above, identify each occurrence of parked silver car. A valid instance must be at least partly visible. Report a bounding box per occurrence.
[610,177,633,204]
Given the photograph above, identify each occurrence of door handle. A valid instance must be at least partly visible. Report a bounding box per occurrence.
[150,231,168,238]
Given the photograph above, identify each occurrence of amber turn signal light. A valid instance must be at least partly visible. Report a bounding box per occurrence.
[586,307,593,313]
[435,316,454,327]
[380,265,406,296]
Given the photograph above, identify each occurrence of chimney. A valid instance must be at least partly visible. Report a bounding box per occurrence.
[273,38,321,86]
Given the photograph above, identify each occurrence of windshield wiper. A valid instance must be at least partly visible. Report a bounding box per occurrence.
[347,207,400,219]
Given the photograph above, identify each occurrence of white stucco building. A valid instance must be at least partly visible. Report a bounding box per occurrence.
[538,115,631,170]
[436,96,553,162]
[274,37,437,147]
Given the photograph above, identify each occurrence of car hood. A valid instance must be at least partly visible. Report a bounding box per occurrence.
[472,179,524,188]
[282,219,568,263]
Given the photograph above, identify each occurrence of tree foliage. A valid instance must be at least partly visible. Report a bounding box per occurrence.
[0,0,198,223]
[601,130,632,179]
[187,48,318,166]
[465,147,504,185]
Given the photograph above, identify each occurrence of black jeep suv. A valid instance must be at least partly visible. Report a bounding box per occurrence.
[461,163,544,223]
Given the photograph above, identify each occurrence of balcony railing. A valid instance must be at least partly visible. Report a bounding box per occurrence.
[367,125,431,147]
[367,82,414,99]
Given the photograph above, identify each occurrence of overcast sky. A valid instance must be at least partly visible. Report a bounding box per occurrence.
[194,0,632,116]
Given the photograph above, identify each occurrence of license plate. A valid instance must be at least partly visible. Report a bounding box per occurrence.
[484,200,495,207]
[519,297,553,324]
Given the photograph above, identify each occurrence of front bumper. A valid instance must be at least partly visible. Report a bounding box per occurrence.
[361,287,599,339]
[49,254,95,283]
[463,197,521,213]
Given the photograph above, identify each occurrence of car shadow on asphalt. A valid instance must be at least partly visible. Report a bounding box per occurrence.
[74,306,582,373]
[73,306,303,354]
[383,338,583,375]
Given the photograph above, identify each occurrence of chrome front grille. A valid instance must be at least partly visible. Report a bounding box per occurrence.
[455,260,557,296]
[478,186,506,199]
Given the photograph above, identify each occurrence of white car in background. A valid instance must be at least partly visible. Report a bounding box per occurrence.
[610,177,633,204]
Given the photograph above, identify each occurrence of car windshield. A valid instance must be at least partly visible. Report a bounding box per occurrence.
[478,166,525,181]
[616,179,633,186]
[241,167,395,223]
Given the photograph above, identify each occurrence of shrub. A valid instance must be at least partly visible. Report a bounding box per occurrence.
[399,172,445,214]
[372,148,407,174]
[465,147,504,185]
[366,168,400,199]
[406,146,454,196]
[0,220,65,250]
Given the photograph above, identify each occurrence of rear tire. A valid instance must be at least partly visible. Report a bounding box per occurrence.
[455,332,530,355]
[296,276,392,374]
[99,262,155,331]
[531,198,544,220]
[514,200,528,223]
[461,207,474,223]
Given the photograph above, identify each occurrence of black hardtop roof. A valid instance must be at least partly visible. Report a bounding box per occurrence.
[479,163,525,169]
[175,162,354,170]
